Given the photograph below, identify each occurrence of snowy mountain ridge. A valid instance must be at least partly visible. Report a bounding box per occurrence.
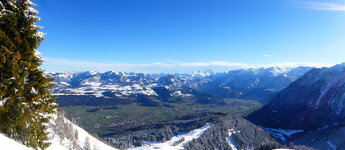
[49,66,312,103]
[247,63,345,150]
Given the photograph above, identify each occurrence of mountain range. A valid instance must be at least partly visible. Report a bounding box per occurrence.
[49,66,312,105]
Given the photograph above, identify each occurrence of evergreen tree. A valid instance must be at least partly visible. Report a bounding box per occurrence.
[0,0,57,149]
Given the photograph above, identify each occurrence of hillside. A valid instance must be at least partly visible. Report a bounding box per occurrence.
[248,63,345,130]
[101,112,282,149]
[0,113,117,150]
[247,63,345,150]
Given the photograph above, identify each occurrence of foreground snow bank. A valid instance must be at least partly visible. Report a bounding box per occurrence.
[0,134,31,150]
[128,123,212,150]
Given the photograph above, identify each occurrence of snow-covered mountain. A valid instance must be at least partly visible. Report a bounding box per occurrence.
[49,67,312,104]
[198,66,312,103]
[247,63,345,150]
[248,63,345,130]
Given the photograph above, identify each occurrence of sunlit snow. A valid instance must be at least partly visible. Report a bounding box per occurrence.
[47,116,118,150]
[226,128,240,150]
[0,134,31,150]
[327,141,336,150]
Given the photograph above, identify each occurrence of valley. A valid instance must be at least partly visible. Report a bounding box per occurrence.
[60,98,261,135]
[49,67,315,149]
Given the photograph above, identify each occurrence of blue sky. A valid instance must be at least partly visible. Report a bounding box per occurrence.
[33,0,345,73]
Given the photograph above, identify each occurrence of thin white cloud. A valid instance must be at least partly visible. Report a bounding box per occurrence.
[43,57,334,73]
[208,61,254,68]
[178,62,210,67]
[262,54,273,57]
[44,58,174,69]
[261,62,333,68]
[299,1,345,11]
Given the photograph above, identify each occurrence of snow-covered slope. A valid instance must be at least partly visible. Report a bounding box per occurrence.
[0,134,31,150]
[0,115,117,150]
[69,123,116,150]
[47,114,118,150]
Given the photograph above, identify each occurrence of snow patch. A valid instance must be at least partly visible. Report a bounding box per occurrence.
[0,97,9,106]
[317,125,329,131]
[226,128,240,150]
[263,128,304,142]
[171,91,191,97]
[327,141,336,150]
[30,87,38,95]
[34,31,46,39]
